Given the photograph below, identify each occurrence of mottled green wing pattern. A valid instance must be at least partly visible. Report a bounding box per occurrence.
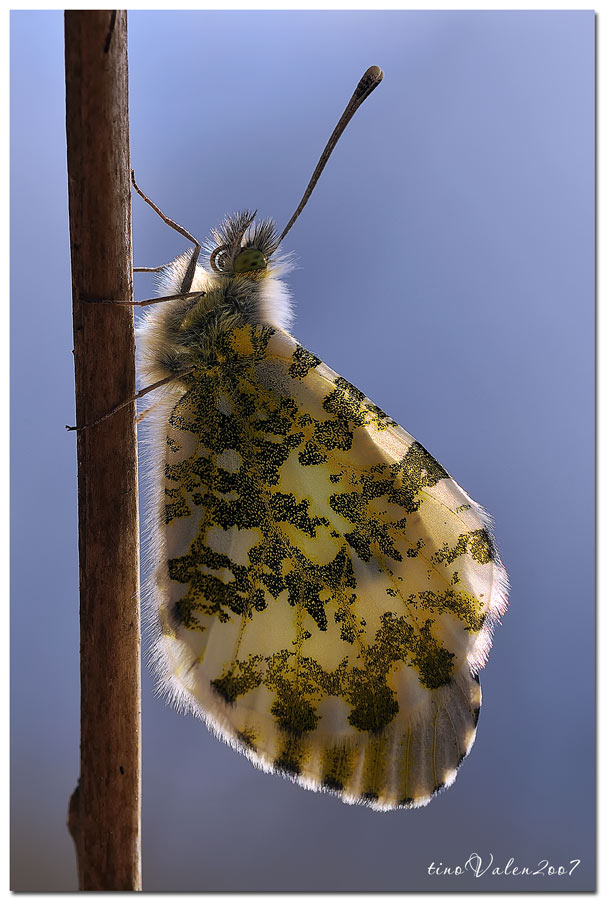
[149,324,507,810]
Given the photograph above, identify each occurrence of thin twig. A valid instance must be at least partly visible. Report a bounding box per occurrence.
[65,10,142,890]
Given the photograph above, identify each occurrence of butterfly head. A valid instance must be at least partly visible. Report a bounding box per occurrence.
[208,211,280,279]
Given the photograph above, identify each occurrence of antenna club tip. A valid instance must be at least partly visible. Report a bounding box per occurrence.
[354,66,383,101]
[366,65,384,82]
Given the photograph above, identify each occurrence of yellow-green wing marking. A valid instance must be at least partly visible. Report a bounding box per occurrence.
[148,324,508,810]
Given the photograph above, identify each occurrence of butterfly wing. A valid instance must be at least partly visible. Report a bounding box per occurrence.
[144,323,508,810]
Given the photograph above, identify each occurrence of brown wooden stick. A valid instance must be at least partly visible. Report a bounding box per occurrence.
[65,11,142,891]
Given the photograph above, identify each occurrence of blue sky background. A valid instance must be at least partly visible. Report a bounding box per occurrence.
[11,10,594,891]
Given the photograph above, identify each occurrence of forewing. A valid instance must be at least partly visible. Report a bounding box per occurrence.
[147,324,508,809]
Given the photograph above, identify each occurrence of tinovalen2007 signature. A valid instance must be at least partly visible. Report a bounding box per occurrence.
[427,853,581,878]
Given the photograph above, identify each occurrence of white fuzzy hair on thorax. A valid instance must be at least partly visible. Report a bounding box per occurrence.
[157,249,294,331]
[135,248,295,387]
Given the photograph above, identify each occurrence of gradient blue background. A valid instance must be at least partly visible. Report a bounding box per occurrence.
[11,10,594,891]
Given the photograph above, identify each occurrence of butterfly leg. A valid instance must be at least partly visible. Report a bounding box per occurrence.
[66,368,194,433]
[131,169,201,293]
[80,290,205,308]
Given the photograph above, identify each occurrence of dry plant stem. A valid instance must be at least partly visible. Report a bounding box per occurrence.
[65,10,142,891]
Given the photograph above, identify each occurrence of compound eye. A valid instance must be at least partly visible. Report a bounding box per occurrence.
[233,248,267,274]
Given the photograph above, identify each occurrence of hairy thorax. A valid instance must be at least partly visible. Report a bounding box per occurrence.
[137,257,293,384]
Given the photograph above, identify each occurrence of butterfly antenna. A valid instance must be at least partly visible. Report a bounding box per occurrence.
[277,65,383,247]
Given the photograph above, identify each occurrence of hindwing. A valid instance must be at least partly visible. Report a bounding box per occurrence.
[146,323,507,809]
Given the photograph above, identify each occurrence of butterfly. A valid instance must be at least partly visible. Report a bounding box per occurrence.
[135,66,508,810]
